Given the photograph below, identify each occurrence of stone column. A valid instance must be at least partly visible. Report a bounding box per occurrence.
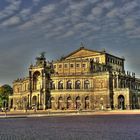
[64,78,66,90]
[117,75,119,88]
[43,73,47,110]
[80,96,84,110]
[113,77,115,89]
[73,78,75,89]
[81,78,84,89]
[29,70,32,108]
[37,94,40,109]
[129,81,132,89]
[113,94,118,110]
[27,94,30,108]
[124,79,126,88]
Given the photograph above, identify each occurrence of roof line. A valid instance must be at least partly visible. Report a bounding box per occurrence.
[63,46,104,59]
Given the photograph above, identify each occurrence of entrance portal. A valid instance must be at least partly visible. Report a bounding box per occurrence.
[32,96,37,106]
[76,96,81,109]
[67,97,72,109]
[58,97,63,110]
[85,96,90,110]
[118,95,125,110]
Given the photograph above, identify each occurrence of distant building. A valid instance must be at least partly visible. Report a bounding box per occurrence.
[9,45,140,110]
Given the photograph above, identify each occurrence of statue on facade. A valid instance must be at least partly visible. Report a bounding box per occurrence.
[36,52,46,66]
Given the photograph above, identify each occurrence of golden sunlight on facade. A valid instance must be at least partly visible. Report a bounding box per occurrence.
[9,45,140,111]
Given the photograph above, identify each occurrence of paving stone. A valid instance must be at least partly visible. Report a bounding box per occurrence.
[0,115,140,140]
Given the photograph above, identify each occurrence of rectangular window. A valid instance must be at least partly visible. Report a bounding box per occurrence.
[53,65,56,68]
[70,64,74,68]
[64,64,68,68]
[59,64,62,68]
[76,64,80,67]
[82,64,86,68]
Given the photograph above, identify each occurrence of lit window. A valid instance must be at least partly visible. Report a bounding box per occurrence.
[84,80,90,89]
[50,81,55,89]
[58,81,63,89]
[67,80,72,89]
[75,80,81,89]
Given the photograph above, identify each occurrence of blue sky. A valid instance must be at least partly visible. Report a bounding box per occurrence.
[0,0,140,85]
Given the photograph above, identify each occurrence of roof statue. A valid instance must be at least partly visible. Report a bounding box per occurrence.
[40,52,46,59]
[80,42,85,49]
[35,52,46,66]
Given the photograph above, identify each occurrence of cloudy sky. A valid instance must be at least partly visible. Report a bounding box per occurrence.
[0,0,140,85]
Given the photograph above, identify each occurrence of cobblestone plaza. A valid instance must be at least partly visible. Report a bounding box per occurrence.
[0,115,140,140]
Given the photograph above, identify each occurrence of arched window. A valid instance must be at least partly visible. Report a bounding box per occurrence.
[85,96,90,110]
[76,96,81,109]
[84,80,90,89]
[58,97,63,109]
[50,97,55,109]
[32,96,37,106]
[67,80,72,89]
[67,96,72,109]
[75,80,81,89]
[50,81,55,90]
[33,71,41,90]
[118,95,125,110]
[58,81,63,89]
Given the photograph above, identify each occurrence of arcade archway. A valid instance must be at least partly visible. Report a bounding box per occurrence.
[85,96,90,110]
[76,96,81,109]
[118,95,125,110]
[67,97,72,109]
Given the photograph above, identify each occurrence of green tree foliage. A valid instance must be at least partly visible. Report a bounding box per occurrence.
[0,85,13,107]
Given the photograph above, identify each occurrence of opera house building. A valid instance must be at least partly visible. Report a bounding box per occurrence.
[9,46,140,111]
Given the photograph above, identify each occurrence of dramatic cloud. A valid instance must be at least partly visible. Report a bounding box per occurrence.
[0,0,21,20]
[32,0,41,5]
[0,0,140,84]
[124,18,136,29]
[1,16,21,26]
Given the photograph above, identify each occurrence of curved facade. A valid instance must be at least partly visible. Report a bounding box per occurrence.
[9,46,140,110]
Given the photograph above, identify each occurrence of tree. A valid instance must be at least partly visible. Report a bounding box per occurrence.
[0,85,13,108]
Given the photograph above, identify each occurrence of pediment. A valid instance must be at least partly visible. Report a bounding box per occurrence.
[65,47,101,60]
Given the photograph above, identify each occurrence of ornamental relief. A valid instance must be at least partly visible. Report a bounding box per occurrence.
[94,79,107,89]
